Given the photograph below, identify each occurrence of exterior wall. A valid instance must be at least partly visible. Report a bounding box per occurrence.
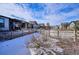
[60,25,67,30]
[53,26,58,30]
[76,21,79,30]
[29,21,38,29]
[24,23,28,29]
[70,23,75,28]
[9,19,26,31]
[67,22,75,30]
[33,24,39,29]
[0,17,9,31]
[59,25,62,30]
[27,23,33,28]
[59,23,69,30]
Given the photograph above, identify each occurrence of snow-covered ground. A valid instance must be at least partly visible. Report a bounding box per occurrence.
[0,33,40,55]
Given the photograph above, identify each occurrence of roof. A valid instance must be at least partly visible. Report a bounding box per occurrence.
[29,21,38,25]
[0,15,28,23]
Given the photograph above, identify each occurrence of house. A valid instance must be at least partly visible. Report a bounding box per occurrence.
[67,21,75,30]
[27,22,33,29]
[29,21,38,29]
[75,20,79,30]
[59,22,69,30]
[0,15,28,31]
[67,20,79,30]
[59,20,79,30]
[52,25,59,30]
[44,23,51,30]
[38,23,45,29]
[23,22,29,29]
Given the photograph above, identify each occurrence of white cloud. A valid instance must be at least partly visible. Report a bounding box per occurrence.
[0,3,79,25]
[0,3,37,22]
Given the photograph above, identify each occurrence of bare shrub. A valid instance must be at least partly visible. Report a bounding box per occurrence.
[28,34,51,49]
[28,34,64,55]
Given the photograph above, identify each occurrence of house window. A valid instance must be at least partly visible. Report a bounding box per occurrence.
[0,18,4,28]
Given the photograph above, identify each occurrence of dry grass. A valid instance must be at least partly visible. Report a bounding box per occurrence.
[57,38,79,55]
[28,35,51,48]
[28,34,64,55]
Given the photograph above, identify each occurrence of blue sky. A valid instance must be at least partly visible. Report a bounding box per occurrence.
[0,3,79,25]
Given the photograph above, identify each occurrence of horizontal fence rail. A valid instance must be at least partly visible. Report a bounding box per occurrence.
[39,29,79,42]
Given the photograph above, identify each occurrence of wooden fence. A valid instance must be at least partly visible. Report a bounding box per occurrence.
[50,30,75,40]
[39,29,79,42]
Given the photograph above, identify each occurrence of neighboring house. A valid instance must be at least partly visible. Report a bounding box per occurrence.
[67,21,75,30]
[75,20,79,30]
[59,20,79,30]
[22,22,29,29]
[29,21,38,29]
[44,23,51,30]
[27,23,33,29]
[59,22,69,30]
[38,23,45,29]
[67,20,79,30]
[52,25,59,30]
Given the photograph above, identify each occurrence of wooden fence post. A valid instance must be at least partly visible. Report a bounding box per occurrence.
[57,26,59,38]
[74,22,77,42]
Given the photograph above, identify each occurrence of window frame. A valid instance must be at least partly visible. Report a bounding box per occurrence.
[0,18,5,28]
